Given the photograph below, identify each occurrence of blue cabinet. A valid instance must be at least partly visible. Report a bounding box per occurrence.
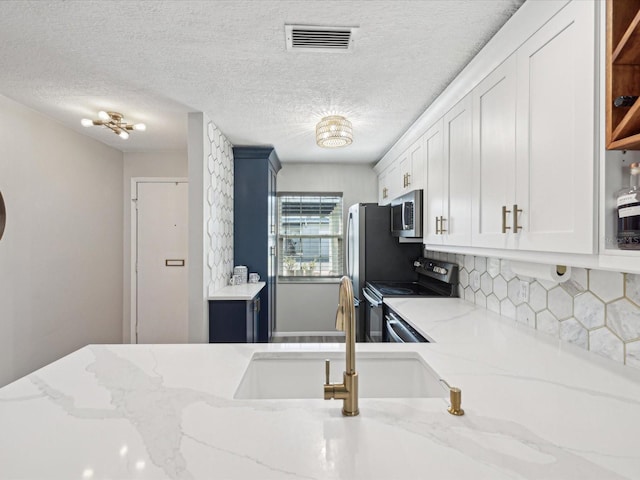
[233,147,281,342]
[209,296,260,343]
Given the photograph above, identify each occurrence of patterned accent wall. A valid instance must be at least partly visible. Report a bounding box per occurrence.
[204,121,234,295]
[426,251,640,370]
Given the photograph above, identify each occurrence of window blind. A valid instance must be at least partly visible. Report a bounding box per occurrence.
[277,193,343,278]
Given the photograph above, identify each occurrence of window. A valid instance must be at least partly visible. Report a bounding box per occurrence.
[278,193,343,279]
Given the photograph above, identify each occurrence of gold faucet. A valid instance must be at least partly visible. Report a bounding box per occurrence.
[324,276,359,416]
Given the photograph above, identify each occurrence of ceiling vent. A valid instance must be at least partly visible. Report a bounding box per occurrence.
[285,25,358,53]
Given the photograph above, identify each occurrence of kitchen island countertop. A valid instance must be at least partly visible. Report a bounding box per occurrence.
[1,298,639,479]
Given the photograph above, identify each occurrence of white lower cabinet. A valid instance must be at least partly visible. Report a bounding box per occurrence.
[424,95,473,247]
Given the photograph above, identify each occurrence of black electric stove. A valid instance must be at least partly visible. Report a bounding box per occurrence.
[362,258,459,342]
[367,281,441,297]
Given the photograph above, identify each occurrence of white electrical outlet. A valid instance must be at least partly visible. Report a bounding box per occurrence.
[519,280,530,303]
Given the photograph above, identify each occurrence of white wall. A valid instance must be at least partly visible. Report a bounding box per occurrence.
[187,113,234,343]
[122,151,188,343]
[276,163,378,333]
[0,94,124,387]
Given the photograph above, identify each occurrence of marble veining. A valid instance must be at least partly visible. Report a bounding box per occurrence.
[2,299,640,479]
[425,251,640,370]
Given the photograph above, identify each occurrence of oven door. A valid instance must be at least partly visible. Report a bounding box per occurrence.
[384,309,428,343]
[362,287,383,342]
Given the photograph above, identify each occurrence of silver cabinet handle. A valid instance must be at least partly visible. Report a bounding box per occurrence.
[501,206,511,234]
[439,216,447,233]
[513,204,523,232]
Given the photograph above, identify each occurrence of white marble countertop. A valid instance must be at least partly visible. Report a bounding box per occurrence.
[208,281,265,300]
[1,298,640,479]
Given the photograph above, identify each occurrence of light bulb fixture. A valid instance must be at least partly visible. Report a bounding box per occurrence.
[316,115,353,148]
[81,111,146,139]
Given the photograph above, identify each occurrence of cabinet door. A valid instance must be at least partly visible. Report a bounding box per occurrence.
[407,138,424,191]
[423,118,445,245]
[399,138,424,193]
[378,167,390,205]
[378,161,401,205]
[386,161,401,201]
[472,54,517,249]
[515,0,595,254]
[398,149,410,192]
[443,94,473,246]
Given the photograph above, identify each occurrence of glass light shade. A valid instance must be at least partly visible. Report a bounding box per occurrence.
[133,123,146,131]
[316,116,353,148]
[119,130,129,139]
[80,118,93,127]
[98,110,110,121]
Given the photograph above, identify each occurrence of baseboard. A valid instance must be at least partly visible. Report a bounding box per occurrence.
[272,331,345,337]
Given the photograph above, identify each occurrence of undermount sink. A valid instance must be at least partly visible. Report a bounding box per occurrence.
[234,351,447,399]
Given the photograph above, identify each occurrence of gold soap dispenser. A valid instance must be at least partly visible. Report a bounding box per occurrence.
[440,379,464,416]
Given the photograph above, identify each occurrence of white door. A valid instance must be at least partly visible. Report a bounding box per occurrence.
[423,118,445,245]
[135,181,189,343]
[472,54,517,249]
[515,0,595,254]
[443,94,473,246]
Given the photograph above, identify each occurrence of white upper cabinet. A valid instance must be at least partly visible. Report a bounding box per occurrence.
[444,94,473,246]
[377,161,400,205]
[378,135,425,205]
[379,0,597,257]
[399,137,425,193]
[471,54,517,249]
[424,96,472,247]
[514,0,595,254]
[424,119,445,245]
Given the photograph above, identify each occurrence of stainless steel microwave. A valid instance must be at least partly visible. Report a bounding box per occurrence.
[391,190,423,238]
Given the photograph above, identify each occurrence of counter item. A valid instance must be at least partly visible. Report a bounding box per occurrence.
[613,95,638,107]
[233,265,248,283]
[616,162,640,250]
[509,261,570,283]
[390,189,423,238]
[249,273,260,283]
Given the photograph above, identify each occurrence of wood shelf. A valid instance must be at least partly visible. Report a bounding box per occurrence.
[612,9,640,64]
[611,91,640,140]
[606,0,640,150]
[607,131,640,150]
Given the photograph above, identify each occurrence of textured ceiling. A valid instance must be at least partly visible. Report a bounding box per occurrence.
[0,0,524,163]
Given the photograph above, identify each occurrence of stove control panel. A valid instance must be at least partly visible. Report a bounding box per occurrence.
[414,258,458,285]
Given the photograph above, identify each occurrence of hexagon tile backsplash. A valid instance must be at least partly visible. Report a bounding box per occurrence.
[205,121,234,295]
[425,250,640,370]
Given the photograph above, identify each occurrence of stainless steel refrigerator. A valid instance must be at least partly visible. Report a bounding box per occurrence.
[346,203,422,341]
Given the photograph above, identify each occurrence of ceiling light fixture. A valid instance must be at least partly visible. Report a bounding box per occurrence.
[81,111,146,139]
[316,115,353,148]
